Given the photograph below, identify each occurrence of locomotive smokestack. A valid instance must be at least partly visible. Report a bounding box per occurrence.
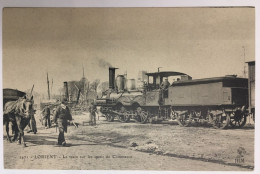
[109,67,118,90]
[63,81,69,100]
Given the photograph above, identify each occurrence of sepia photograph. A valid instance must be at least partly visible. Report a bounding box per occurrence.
[1,5,256,172]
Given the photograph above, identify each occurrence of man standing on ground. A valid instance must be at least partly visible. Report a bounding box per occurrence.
[53,98,72,146]
[88,102,97,126]
[42,104,51,129]
[27,104,37,134]
[27,112,37,134]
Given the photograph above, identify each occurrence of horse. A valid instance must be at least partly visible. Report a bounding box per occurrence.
[3,95,34,147]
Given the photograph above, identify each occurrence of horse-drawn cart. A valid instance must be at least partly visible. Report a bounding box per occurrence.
[3,88,35,146]
[3,88,26,106]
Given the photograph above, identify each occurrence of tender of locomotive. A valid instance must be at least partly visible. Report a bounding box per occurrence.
[95,68,248,129]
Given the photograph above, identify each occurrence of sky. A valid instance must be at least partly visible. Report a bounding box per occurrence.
[2,7,255,95]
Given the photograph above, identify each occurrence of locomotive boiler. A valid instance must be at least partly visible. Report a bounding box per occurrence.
[95,67,249,129]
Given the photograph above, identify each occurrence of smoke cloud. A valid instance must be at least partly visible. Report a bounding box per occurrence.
[97,58,112,69]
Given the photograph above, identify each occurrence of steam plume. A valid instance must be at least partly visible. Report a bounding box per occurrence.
[97,58,112,69]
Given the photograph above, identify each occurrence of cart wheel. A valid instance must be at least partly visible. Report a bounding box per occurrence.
[176,113,191,127]
[211,113,230,129]
[105,113,114,122]
[229,110,247,128]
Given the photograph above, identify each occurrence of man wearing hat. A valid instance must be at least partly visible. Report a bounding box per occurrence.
[53,98,72,146]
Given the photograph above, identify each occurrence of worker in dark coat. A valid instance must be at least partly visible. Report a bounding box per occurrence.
[160,78,170,90]
[88,102,97,126]
[53,98,72,146]
[42,104,51,129]
[159,78,170,105]
[27,113,37,134]
[27,104,37,134]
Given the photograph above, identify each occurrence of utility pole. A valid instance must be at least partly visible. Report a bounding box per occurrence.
[158,67,163,72]
[83,64,85,78]
[51,78,53,99]
[47,73,50,100]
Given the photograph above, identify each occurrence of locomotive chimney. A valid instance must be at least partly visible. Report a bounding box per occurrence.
[109,67,118,90]
[63,81,69,100]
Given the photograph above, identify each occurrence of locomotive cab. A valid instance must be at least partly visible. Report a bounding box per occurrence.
[145,71,192,91]
[144,71,192,106]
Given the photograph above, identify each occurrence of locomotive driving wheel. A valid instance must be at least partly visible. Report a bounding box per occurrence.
[229,108,247,128]
[117,106,131,123]
[211,112,230,129]
[135,107,149,124]
[105,113,114,122]
[176,113,192,127]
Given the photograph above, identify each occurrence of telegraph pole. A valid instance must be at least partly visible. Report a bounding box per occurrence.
[47,72,50,100]
[83,64,85,78]
[51,78,53,99]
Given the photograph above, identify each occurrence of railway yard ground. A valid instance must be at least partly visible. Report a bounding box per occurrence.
[3,111,255,171]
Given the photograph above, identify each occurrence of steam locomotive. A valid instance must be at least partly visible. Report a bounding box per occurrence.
[95,67,248,129]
